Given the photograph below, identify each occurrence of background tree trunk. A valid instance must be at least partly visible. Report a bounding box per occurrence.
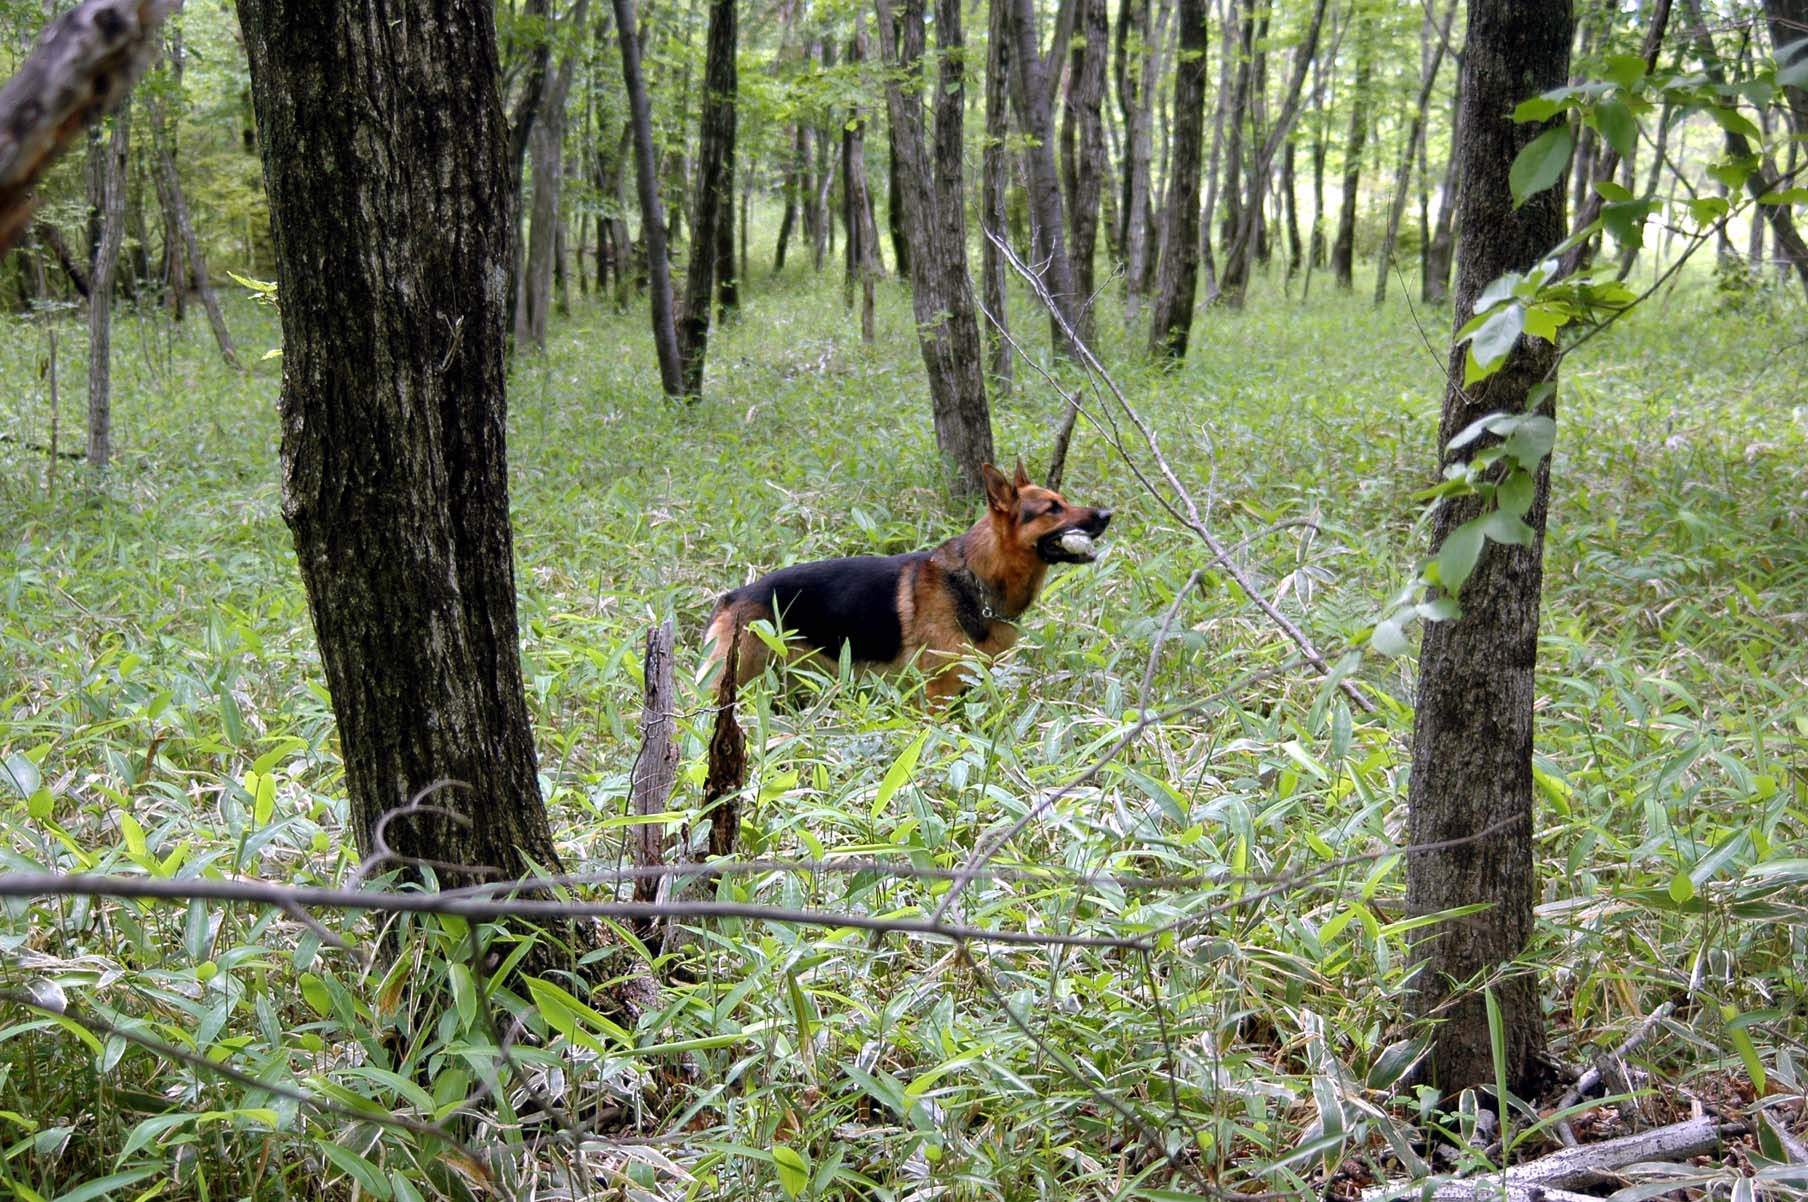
[1063,0,1108,342]
[523,0,590,349]
[1214,0,1255,303]
[1406,0,1569,1102]
[1423,67,1460,303]
[677,0,737,396]
[1331,23,1369,290]
[1007,0,1081,355]
[236,0,589,922]
[1373,0,1455,305]
[147,92,239,369]
[612,0,686,396]
[982,0,1016,393]
[1147,0,1207,357]
[87,110,127,471]
[876,0,997,495]
[1116,0,1164,321]
[888,134,912,279]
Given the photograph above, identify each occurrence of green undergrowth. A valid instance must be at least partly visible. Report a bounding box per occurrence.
[1,257,1805,1201]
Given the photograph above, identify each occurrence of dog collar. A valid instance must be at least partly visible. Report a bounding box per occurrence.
[944,564,1010,643]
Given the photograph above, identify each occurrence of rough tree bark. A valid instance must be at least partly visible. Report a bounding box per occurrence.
[0,0,177,255]
[1373,0,1456,305]
[235,0,612,981]
[1147,0,1208,357]
[875,0,997,495]
[1406,0,1569,1101]
[677,0,737,395]
[1331,22,1370,290]
[612,0,685,395]
[86,111,127,470]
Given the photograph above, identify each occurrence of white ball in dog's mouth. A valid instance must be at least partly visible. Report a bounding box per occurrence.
[1058,530,1097,558]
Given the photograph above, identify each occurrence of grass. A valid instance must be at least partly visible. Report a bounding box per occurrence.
[1,249,1805,1201]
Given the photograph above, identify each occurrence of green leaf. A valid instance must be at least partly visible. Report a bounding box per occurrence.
[1707,104,1762,141]
[1687,195,1731,226]
[1369,619,1410,657]
[1437,519,1486,596]
[1497,469,1535,517]
[1603,53,1647,91]
[299,973,332,1017]
[1668,871,1695,903]
[1723,1007,1767,1094]
[1502,415,1557,469]
[1509,125,1573,208]
[1480,509,1536,547]
[772,1145,810,1199]
[1522,304,1566,343]
[27,787,53,821]
[1470,303,1525,372]
[248,771,276,827]
[524,975,633,1051]
[48,1168,159,1202]
[119,812,147,859]
[316,1141,393,1200]
[2,752,41,798]
[871,729,929,818]
[1594,179,1634,203]
[1591,98,1638,159]
[1512,94,1567,123]
[1758,186,1808,204]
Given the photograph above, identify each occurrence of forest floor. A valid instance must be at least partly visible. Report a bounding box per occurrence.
[1,255,1806,1201]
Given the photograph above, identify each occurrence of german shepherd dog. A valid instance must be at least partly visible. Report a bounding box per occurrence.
[703,462,1111,704]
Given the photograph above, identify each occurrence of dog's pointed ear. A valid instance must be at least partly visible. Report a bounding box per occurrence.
[1013,459,1032,489]
[981,463,1015,513]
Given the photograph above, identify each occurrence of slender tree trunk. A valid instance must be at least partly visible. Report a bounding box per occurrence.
[1117,0,1164,320]
[1686,0,1808,299]
[507,0,553,344]
[982,0,1016,392]
[1147,0,1208,357]
[87,110,127,471]
[676,0,736,395]
[775,123,802,272]
[1423,66,1460,303]
[236,0,640,1002]
[524,0,590,349]
[612,0,685,396]
[843,21,881,340]
[1008,0,1081,355]
[1406,0,1568,1102]
[876,0,997,494]
[1309,46,1327,268]
[1373,0,1456,305]
[1062,0,1108,342]
[1282,137,1302,277]
[1766,0,1808,133]
[1331,23,1369,289]
[147,94,240,369]
[888,133,912,279]
[1216,0,1256,301]
[1196,0,1236,292]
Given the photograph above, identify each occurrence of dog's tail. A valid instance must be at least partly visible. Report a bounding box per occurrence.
[703,618,746,860]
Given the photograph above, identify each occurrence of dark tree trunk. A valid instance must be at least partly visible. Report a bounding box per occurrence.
[1423,66,1460,303]
[842,22,880,341]
[982,0,1016,392]
[1147,0,1207,357]
[1331,23,1369,289]
[524,0,590,349]
[1282,137,1302,277]
[1406,0,1568,1102]
[876,0,997,495]
[1215,0,1256,302]
[1374,0,1456,305]
[235,0,601,959]
[87,109,126,470]
[1008,0,1081,355]
[1766,0,1808,134]
[612,0,686,396]
[888,133,912,279]
[1062,0,1108,342]
[775,123,802,272]
[1116,0,1165,320]
[677,0,737,395]
[34,220,89,298]
[507,0,553,338]
[1197,0,1237,293]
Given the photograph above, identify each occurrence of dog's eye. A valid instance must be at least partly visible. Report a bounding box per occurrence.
[1045,501,1063,517]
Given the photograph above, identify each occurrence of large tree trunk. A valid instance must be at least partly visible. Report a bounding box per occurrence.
[87,111,127,470]
[1373,0,1456,305]
[1331,23,1370,290]
[1147,0,1207,357]
[523,0,590,349]
[1406,0,1568,1102]
[677,0,737,396]
[876,0,997,495]
[1062,0,1108,342]
[981,0,1015,393]
[235,0,597,945]
[1007,0,1081,355]
[613,0,686,396]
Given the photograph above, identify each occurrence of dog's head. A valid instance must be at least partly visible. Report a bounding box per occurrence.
[982,461,1113,564]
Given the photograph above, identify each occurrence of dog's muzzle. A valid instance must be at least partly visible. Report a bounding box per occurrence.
[1038,508,1112,564]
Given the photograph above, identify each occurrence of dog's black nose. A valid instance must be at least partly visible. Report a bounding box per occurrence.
[1095,509,1113,529]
